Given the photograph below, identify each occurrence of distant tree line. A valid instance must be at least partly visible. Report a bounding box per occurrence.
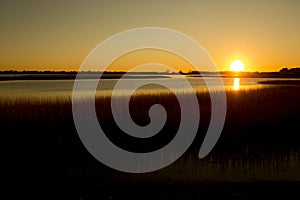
[0,70,77,74]
[279,67,300,74]
[0,70,181,75]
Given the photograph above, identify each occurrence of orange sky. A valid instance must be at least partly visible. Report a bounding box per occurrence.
[1,0,300,72]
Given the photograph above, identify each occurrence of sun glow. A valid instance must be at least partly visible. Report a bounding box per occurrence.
[230,60,245,72]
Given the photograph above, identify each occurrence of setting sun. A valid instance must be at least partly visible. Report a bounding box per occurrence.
[230,60,245,72]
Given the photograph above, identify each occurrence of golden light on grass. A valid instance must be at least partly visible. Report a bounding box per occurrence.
[230,60,245,72]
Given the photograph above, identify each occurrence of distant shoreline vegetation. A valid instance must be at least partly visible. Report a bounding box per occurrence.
[1,67,300,80]
[0,71,173,81]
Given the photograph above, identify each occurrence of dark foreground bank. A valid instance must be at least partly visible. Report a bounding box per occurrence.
[5,182,300,199]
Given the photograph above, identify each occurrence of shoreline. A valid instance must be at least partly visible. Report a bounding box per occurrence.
[1,73,300,81]
[0,73,170,81]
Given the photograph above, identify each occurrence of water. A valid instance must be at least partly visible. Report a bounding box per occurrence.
[0,76,298,100]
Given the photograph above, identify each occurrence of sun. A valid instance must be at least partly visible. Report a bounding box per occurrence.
[230,60,245,72]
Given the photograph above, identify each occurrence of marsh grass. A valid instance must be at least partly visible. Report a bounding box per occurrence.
[2,86,300,184]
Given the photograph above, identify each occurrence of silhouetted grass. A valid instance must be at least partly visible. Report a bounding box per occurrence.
[2,86,300,192]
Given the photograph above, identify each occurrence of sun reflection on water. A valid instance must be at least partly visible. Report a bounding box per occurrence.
[233,77,240,91]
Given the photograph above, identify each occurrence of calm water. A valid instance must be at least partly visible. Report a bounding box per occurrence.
[0,76,298,100]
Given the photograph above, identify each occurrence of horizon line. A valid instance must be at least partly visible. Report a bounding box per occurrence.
[0,69,293,74]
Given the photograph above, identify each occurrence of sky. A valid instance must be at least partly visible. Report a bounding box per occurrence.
[1,0,300,72]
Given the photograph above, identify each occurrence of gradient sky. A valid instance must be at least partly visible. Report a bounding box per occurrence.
[1,0,300,72]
